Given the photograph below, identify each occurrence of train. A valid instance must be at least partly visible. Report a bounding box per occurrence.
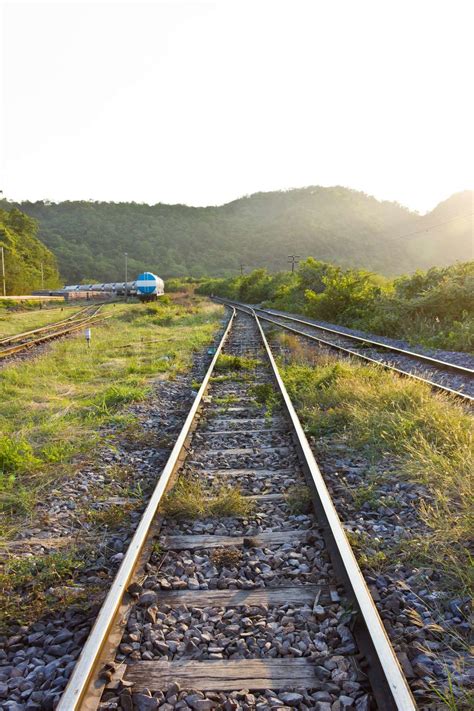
[61,272,165,302]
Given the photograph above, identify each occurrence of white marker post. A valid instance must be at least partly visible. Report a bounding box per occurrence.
[85,327,91,348]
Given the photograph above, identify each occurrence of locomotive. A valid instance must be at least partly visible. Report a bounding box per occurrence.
[63,272,165,302]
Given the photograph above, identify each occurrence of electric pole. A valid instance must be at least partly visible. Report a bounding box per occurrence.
[40,262,44,290]
[1,246,6,296]
[288,255,300,273]
[124,252,128,302]
[240,263,245,276]
[0,189,6,297]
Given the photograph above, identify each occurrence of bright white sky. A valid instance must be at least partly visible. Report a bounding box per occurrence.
[1,0,473,213]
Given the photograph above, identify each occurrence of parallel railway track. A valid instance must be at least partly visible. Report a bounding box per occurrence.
[216,300,473,403]
[0,305,107,360]
[59,307,416,710]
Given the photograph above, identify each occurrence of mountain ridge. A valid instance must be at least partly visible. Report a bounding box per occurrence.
[4,186,472,282]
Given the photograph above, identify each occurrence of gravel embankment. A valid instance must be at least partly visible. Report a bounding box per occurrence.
[266,326,473,709]
[0,333,221,711]
[260,307,474,398]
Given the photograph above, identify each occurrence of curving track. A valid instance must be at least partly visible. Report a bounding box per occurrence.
[215,300,473,403]
[58,308,415,710]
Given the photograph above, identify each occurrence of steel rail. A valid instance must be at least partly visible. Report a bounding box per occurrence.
[258,308,474,377]
[215,299,473,403]
[0,311,111,359]
[0,305,100,346]
[57,308,236,711]
[250,306,416,710]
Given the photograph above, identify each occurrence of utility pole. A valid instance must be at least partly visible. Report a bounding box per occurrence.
[1,246,6,296]
[288,255,300,273]
[124,252,128,302]
[40,262,44,290]
[240,263,245,276]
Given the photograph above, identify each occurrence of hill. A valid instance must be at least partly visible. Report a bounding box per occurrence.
[7,187,473,282]
[0,208,61,295]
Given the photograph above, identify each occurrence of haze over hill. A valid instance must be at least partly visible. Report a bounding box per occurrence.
[9,187,474,283]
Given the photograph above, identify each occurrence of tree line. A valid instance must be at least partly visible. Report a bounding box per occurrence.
[0,208,60,295]
[9,186,472,283]
[196,258,474,352]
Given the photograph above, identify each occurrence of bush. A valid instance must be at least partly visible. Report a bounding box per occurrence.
[198,259,474,352]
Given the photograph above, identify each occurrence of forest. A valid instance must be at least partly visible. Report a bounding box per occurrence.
[0,208,60,295]
[7,187,472,283]
[196,259,474,352]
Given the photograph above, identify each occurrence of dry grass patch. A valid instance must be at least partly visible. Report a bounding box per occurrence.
[162,478,254,520]
[211,547,242,568]
[279,347,473,596]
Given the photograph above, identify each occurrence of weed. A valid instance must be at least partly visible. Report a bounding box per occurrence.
[214,394,238,406]
[346,530,389,572]
[251,382,281,416]
[211,547,242,568]
[351,480,400,510]
[121,422,160,448]
[104,463,135,483]
[210,373,248,383]
[215,354,260,372]
[0,550,85,628]
[0,436,39,475]
[285,485,313,514]
[151,540,162,556]
[429,671,474,711]
[162,478,253,519]
[83,503,133,527]
[0,485,35,515]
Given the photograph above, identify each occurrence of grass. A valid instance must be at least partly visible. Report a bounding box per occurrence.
[277,335,473,597]
[285,484,313,514]
[0,302,83,338]
[251,382,282,416]
[214,394,238,406]
[214,354,260,372]
[345,530,389,572]
[82,502,133,527]
[0,549,87,629]
[162,477,254,519]
[0,296,224,531]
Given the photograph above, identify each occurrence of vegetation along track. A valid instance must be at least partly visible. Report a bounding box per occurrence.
[0,305,107,360]
[59,308,415,711]
[216,300,474,403]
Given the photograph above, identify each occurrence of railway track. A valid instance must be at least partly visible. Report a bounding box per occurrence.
[215,300,473,403]
[0,305,106,360]
[59,307,415,710]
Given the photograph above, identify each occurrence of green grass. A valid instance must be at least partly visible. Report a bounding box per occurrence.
[278,343,473,596]
[215,354,260,372]
[162,477,254,519]
[0,549,86,629]
[82,502,133,527]
[0,297,224,529]
[285,484,313,514]
[0,302,84,338]
[250,382,282,416]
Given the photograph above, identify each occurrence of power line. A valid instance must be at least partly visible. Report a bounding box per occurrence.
[386,212,473,242]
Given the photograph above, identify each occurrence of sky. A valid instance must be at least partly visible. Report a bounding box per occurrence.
[1,0,473,213]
